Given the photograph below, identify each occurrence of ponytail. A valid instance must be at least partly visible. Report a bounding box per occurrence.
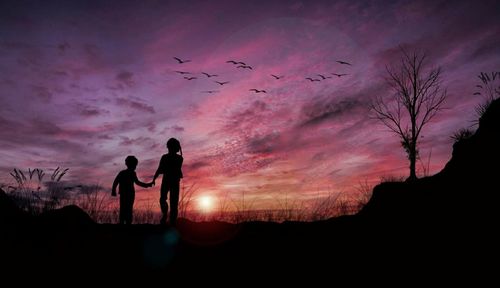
[167,137,182,156]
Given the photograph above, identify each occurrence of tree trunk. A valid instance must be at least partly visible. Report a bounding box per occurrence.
[408,143,417,182]
[409,104,418,182]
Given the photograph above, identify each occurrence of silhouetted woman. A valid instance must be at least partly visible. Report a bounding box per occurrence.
[152,138,183,225]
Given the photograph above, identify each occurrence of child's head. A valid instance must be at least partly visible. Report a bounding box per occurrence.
[125,155,138,170]
[166,138,182,155]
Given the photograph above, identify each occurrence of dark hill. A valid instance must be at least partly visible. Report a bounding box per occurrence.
[0,188,27,225]
[37,204,95,227]
[360,98,500,223]
[355,99,499,283]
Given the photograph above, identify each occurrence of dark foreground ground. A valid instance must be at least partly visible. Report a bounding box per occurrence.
[0,200,495,283]
[1,99,499,283]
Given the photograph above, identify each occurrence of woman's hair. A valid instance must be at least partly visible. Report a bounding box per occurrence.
[167,138,182,156]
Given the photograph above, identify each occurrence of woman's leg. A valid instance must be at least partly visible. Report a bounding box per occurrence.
[169,181,180,225]
[159,184,169,224]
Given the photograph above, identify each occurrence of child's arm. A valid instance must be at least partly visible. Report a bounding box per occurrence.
[134,172,152,188]
[111,173,120,196]
[135,179,151,188]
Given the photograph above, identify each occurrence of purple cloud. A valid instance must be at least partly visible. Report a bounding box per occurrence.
[115,97,155,114]
[116,70,134,87]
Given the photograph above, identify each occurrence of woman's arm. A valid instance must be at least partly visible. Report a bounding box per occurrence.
[179,156,184,179]
[152,156,164,183]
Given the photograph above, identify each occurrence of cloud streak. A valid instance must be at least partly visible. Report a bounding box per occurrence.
[115,97,155,114]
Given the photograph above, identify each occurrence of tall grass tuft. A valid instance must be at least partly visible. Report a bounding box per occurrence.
[7,167,70,215]
[451,128,474,144]
[473,71,500,125]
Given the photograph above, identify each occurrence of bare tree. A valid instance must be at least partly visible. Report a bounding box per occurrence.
[371,49,447,181]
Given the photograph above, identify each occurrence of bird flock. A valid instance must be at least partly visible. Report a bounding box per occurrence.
[171,57,352,94]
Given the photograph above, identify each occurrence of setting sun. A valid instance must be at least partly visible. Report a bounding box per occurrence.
[198,195,215,212]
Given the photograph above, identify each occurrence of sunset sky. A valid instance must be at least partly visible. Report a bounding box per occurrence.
[1,0,499,210]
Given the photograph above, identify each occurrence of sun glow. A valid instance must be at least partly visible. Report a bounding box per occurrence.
[198,195,215,212]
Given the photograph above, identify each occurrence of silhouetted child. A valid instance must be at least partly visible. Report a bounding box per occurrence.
[112,155,152,224]
[153,138,183,225]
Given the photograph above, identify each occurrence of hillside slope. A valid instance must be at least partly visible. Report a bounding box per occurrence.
[360,98,500,224]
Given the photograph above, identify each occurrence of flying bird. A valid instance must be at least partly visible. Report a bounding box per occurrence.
[306,77,321,82]
[226,60,238,64]
[202,72,218,77]
[202,90,219,94]
[215,81,229,85]
[237,65,253,70]
[271,74,284,79]
[332,73,348,77]
[236,61,246,65]
[336,60,352,66]
[173,57,191,64]
[175,71,191,74]
[317,74,332,79]
[473,92,481,95]
[184,76,197,80]
[249,89,266,93]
